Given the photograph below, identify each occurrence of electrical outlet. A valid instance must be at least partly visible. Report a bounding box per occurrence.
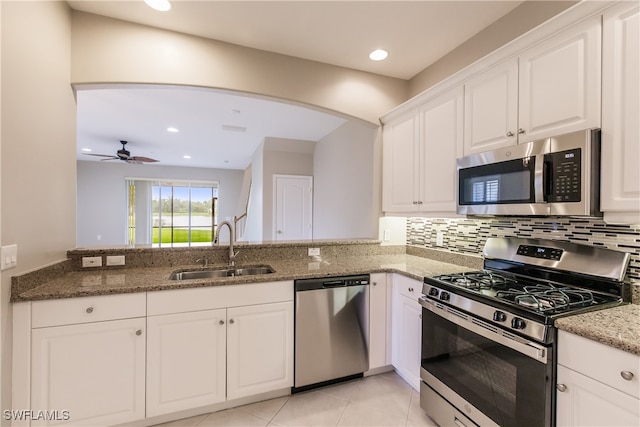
[106,255,125,266]
[82,256,102,268]
[436,232,444,247]
[383,229,391,241]
[308,247,320,256]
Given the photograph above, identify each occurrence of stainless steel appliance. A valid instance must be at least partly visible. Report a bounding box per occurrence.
[293,274,370,392]
[457,129,601,216]
[420,237,630,427]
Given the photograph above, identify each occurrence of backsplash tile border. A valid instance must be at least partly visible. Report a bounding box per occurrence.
[406,217,640,282]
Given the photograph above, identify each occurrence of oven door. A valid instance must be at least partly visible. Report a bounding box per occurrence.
[419,298,554,427]
[457,139,548,216]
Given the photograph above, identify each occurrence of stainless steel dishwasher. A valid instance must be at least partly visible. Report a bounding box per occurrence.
[293,274,370,392]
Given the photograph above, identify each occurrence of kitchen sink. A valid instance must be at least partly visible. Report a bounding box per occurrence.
[169,266,274,280]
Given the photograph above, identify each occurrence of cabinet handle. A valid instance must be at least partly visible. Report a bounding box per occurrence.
[518,128,525,135]
[408,287,414,292]
[135,330,142,336]
[621,371,634,381]
[373,282,377,286]
[556,384,567,392]
[219,320,225,325]
[86,307,94,314]
[418,201,423,205]
[229,319,235,325]
[506,131,514,137]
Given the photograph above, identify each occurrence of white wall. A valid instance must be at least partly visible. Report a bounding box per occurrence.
[77,161,244,247]
[1,1,76,420]
[313,121,378,239]
[244,144,264,241]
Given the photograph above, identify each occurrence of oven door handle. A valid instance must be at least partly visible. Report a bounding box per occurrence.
[420,297,548,363]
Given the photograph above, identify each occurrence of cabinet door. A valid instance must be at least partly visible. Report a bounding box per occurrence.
[464,60,518,154]
[31,318,146,426]
[369,273,390,370]
[382,112,419,212]
[556,365,640,427]
[601,2,640,217]
[226,301,293,400]
[146,309,227,417]
[391,276,422,391]
[518,16,601,141]
[420,86,464,212]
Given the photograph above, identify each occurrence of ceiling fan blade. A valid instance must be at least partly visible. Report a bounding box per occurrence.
[83,153,118,159]
[130,156,159,163]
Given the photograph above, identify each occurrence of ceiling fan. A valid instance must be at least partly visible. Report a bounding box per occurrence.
[83,140,159,164]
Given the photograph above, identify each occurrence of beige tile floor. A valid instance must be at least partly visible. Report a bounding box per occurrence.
[154,372,437,427]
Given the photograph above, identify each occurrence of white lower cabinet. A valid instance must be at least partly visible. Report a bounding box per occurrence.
[368,273,391,371]
[146,281,294,417]
[31,317,146,427]
[556,331,640,427]
[146,309,227,417]
[390,274,422,390]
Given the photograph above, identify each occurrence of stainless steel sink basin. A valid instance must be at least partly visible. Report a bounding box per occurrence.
[169,266,274,280]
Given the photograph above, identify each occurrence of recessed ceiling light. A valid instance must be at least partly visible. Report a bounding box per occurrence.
[167,127,179,133]
[81,148,92,152]
[369,49,388,61]
[145,0,171,12]
[222,124,247,132]
[183,155,191,159]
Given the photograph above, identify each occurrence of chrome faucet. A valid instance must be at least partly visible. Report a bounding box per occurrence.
[215,221,239,267]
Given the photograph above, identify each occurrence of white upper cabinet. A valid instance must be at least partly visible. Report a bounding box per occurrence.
[382,111,420,212]
[600,2,640,222]
[464,60,519,154]
[464,16,601,156]
[383,86,463,214]
[518,15,601,142]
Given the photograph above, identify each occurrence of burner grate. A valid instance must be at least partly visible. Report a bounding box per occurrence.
[496,286,596,314]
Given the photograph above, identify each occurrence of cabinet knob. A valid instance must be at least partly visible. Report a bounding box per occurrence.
[506,131,514,137]
[556,384,567,392]
[373,282,377,286]
[135,330,142,336]
[219,320,225,325]
[86,307,94,314]
[518,128,525,135]
[229,319,235,324]
[408,287,414,292]
[621,371,634,381]
[417,201,423,205]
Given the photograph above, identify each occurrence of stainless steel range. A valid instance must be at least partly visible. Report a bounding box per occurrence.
[419,237,630,427]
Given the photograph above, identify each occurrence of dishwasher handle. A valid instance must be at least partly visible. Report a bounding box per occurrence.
[323,280,347,288]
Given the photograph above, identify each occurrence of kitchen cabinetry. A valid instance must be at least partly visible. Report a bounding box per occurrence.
[383,86,463,214]
[600,2,640,223]
[30,294,146,426]
[369,273,392,371]
[556,331,640,427]
[391,274,422,390]
[463,16,601,156]
[146,281,293,417]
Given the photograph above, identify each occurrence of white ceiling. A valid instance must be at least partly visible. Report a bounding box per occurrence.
[71,1,524,170]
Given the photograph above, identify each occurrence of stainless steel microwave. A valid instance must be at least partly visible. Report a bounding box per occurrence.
[457,129,601,216]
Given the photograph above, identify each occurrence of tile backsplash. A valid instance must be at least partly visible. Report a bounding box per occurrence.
[407,217,640,282]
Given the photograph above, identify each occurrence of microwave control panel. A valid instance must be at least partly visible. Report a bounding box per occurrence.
[547,148,581,202]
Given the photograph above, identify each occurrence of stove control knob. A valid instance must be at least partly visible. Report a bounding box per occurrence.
[493,311,507,322]
[428,288,439,297]
[511,317,526,330]
[439,292,450,302]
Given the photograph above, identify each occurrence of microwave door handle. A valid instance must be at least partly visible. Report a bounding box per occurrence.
[543,159,553,202]
[534,154,545,203]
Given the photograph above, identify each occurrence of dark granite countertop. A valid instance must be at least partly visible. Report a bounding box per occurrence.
[555,304,640,356]
[12,254,476,302]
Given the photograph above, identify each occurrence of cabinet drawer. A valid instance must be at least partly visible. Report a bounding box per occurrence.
[32,293,146,328]
[558,330,639,398]
[394,275,421,301]
[147,281,294,316]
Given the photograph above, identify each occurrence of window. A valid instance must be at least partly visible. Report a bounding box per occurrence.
[127,179,218,247]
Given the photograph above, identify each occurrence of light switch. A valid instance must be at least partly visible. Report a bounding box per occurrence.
[1,244,18,270]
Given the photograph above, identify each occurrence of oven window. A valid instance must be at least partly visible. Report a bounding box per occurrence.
[421,308,549,427]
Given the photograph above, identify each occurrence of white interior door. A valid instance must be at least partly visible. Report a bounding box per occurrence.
[273,175,312,241]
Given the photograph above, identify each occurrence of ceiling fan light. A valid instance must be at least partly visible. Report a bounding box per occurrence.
[369,49,388,61]
[144,0,171,12]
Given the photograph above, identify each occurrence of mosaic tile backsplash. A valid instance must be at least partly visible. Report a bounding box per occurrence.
[407,217,640,282]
